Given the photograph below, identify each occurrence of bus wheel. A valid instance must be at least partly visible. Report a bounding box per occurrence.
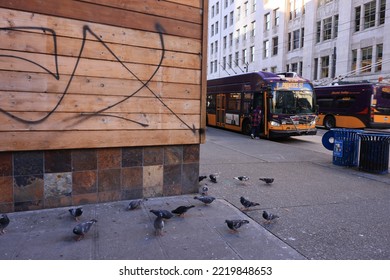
[324,115,336,130]
[242,119,251,135]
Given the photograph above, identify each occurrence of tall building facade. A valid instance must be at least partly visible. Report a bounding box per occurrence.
[207,0,390,85]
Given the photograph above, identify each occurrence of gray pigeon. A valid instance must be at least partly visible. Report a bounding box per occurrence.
[198,184,209,196]
[234,176,249,182]
[128,198,147,210]
[0,214,10,234]
[73,219,97,241]
[171,205,195,216]
[259,178,274,184]
[240,196,260,210]
[262,210,279,223]
[209,174,218,183]
[69,207,83,221]
[150,209,173,220]
[194,195,216,205]
[154,216,164,236]
[225,219,249,232]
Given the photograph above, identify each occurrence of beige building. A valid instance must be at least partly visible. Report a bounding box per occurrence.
[208,0,390,85]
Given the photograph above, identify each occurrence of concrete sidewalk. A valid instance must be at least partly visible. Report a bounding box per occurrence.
[0,195,305,260]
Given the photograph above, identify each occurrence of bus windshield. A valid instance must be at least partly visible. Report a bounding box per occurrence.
[271,89,315,114]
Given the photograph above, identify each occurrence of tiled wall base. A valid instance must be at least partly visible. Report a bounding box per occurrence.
[0,145,199,213]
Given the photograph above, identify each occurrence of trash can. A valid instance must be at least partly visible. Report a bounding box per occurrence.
[358,132,390,174]
[322,129,362,167]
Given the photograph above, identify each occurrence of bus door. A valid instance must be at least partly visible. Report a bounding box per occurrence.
[216,94,226,126]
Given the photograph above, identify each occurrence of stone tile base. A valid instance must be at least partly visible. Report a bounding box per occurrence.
[0,145,199,213]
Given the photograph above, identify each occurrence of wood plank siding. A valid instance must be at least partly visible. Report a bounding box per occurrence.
[0,0,208,151]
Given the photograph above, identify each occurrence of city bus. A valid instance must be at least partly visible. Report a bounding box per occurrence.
[315,83,390,129]
[206,71,317,139]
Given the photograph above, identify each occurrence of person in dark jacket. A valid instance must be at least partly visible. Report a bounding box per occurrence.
[251,105,261,139]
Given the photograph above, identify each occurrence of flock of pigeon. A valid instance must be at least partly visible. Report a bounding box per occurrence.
[0,173,278,240]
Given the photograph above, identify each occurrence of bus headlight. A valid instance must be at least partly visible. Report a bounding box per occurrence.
[270,120,281,127]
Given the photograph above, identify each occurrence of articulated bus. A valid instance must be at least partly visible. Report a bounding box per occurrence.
[315,83,390,129]
[206,71,317,139]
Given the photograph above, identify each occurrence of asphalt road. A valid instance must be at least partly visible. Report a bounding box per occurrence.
[200,126,390,260]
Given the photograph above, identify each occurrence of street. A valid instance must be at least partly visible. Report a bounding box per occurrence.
[200,126,390,260]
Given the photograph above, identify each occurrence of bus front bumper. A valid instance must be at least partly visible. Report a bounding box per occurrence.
[269,128,317,138]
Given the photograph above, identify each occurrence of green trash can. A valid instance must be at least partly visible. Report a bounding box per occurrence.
[331,129,362,167]
[358,132,390,174]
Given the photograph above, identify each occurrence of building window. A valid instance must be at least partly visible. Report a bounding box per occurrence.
[235,52,239,67]
[215,21,219,34]
[244,1,249,17]
[236,29,240,44]
[242,49,247,64]
[223,36,227,49]
[313,58,318,80]
[293,29,300,49]
[272,37,278,56]
[299,61,303,76]
[214,59,218,72]
[364,1,376,29]
[211,24,214,36]
[351,49,357,72]
[263,40,269,58]
[380,0,386,25]
[355,6,361,32]
[252,0,256,13]
[210,42,214,54]
[210,61,214,74]
[291,63,298,73]
[376,44,383,72]
[274,8,280,26]
[230,11,234,26]
[316,21,321,43]
[250,46,255,62]
[321,56,330,78]
[323,17,332,41]
[224,0,228,8]
[288,32,292,51]
[271,66,277,73]
[216,2,219,14]
[361,46,373,73]
[243,25,247,41]
[333,15,339,38]
[223,56,226,70]
[224,15,228,29]
[236,6,241,21]
[228,54,232,68]
[211,5,215,18]
[301,28,305,48]
[264,13,271,31]
[215,40,218,53]
[289,0,293,20]
[229,33,233,47]
[251,21,256,37]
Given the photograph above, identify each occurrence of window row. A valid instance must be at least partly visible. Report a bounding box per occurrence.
[288,0,305,20]
[355,0,386,32]
[288,28,305,51]
[264,8,280,31]
[209,47,255,74]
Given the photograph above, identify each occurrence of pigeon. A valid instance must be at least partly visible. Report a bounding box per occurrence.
[259,178,274,184]
[199,184,209,196]
[73,219,97,241]
[194,195,216,205]
[240,196,260,210]
[150,209,173,220]
[234,176,249,182]
[199,175,207,182]
[171,205,195,216]
[154,216,164,236]
[225,219,249,232]
[128,198,147,210]
[209,174,218,183]
[0,214,10,234]
[69,207,83,221]
[262,210,279,223]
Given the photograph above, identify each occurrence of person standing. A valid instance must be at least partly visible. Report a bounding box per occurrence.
[251,105,261,139]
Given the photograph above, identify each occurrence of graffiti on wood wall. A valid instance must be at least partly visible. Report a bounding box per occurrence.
[0,24,196,132]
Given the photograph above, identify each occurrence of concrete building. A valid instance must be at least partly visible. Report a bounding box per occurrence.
[208,0,390,85]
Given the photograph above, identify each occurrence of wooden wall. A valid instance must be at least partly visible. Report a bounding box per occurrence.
[0,0,207,151]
